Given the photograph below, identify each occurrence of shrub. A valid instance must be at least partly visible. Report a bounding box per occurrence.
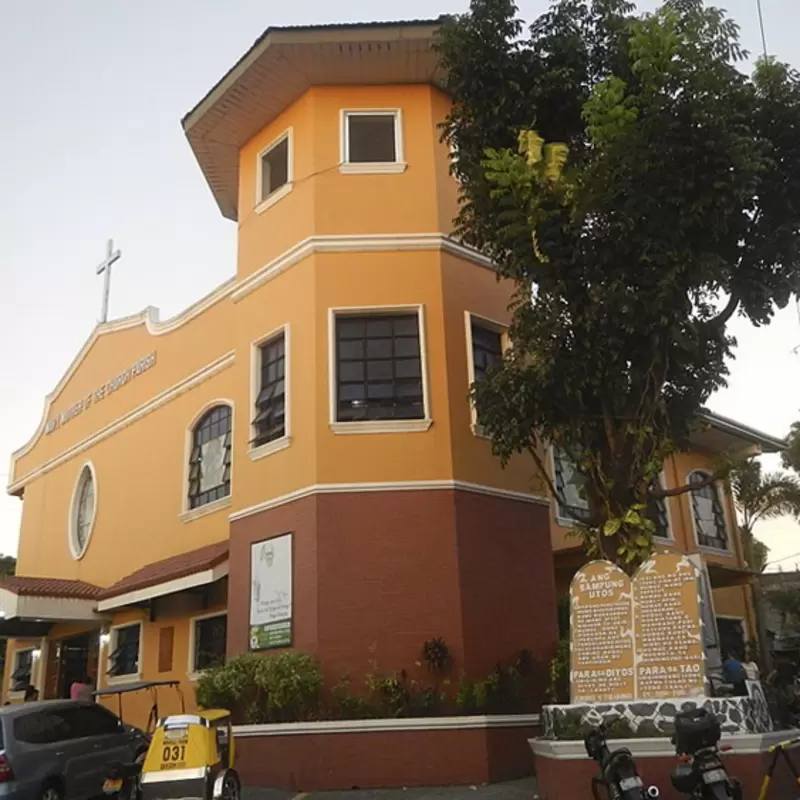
[195,651,323,724]
[547,638,570,704]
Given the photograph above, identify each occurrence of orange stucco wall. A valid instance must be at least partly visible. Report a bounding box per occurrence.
[4,83,551,726]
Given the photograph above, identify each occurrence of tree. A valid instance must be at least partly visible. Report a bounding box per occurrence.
[730,459,800,568]
[437,0,800,567]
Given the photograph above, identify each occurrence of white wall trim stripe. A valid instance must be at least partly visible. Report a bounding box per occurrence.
[235,713,540,738]
[8,352,236,493]
[229,480,549,522]
[530,731,790,760]
[10,233,493,483]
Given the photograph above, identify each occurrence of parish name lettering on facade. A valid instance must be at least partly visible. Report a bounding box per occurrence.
[44,352,157,435]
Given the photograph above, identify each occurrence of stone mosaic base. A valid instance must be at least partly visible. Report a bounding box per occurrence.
[543,683,773,738]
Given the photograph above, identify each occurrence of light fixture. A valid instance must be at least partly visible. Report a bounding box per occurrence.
[31,649,41,660]
[100,632,111,647]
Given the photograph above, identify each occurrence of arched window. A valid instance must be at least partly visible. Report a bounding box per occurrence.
[188,405,232,509]
[689,470,728,551]
[70,463,96,559]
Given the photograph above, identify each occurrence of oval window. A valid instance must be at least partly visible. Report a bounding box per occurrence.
[70,464,96,559]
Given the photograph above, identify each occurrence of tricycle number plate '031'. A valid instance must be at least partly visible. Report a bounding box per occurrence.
[161,744,187,769]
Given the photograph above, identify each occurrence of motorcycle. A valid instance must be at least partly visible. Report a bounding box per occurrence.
[669,708,742,799]
[584,721,660,800]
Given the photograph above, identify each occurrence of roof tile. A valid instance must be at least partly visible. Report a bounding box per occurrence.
[0,577,102,599]
[97,541,229,600]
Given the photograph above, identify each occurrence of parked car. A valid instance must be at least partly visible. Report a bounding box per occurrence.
[0,700,147,800]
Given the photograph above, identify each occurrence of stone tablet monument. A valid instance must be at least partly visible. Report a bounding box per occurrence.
[570,552,706,703]
[569,561,635,703]
[633,552,706,699]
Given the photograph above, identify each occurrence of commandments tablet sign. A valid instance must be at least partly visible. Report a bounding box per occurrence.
[570,561,635,703]
[633,552,706,699]
[569,553,707,703]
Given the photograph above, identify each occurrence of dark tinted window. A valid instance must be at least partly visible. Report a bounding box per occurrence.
[260,137,289,199]
[195,615,227,672]
[347,114,397,163]
[14,710,71,745]
[109,624,140,677]
[335,314,423,421]
[253,335,286,447]
[188,405,232,509]
[59,705,120,738]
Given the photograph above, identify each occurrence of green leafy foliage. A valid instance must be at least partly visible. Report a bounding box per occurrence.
[195,642,535,723]
[437,0,800,569]
[195,651,323,724]
[766,587,800,632]
[547,638,570,704]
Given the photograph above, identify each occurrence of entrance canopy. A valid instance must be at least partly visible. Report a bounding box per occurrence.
[96,541,228,612]
[0,576,103,638]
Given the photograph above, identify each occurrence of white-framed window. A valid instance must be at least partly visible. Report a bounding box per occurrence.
[187,404,232,511]
[340,110,406,174]
[69,462,97,560]
[250,325,290,460]
[552,448,591,525]
[464,312,506,433]
[107,623,142,679]
[255,128,293,212]
[189,613,227,676]
[328,305,431,434]
[10,648,34,692]
[688,470,729,552]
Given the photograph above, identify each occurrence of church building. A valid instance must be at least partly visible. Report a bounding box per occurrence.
[2,19,782,728]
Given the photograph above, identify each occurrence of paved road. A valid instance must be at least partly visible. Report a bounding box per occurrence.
[244,777,539,800]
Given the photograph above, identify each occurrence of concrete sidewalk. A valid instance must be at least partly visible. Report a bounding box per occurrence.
[244,776,539,800]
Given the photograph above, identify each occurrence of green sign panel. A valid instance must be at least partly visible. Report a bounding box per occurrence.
[249,620,291,650]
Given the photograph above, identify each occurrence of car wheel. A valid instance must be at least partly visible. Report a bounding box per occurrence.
[40,783,63,800]
[221,772,240,800]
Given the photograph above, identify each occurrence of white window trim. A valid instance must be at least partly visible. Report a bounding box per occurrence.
[464,312,509,438]
[68,460,98,561]
[180,400,235,522]
[328,304,432,435]
[106,621,144,685]
[249,324,291,461]
[255,127,294,213]
[187,611,227,681]
[687,469,732,556]
[339,109,407,175]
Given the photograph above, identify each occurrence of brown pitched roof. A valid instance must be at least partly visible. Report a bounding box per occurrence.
[97,541,229,600]
[0,576,102,599]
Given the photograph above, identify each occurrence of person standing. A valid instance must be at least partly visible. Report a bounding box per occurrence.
[742,649,760,683]
[722,651,748,696]
[70,674,94,702]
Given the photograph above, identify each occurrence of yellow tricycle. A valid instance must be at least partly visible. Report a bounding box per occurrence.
[139,710,241,800]
[104,709,240,800]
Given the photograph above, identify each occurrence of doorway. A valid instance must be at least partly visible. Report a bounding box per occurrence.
[717,616,747,660]
[56,633,96,699]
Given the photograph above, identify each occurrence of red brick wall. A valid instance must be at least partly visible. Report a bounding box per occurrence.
[235,724,538,790]
[228,488,555,687]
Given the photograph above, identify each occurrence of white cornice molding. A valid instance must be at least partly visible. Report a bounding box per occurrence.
[8,351,236,494]
[235,713,540,738]
[232,234,495,302]
[9,279,237,472]
[229,479,549,523]
[10,234,491,485]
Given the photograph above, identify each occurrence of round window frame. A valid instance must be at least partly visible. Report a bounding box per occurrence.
[69,462,97,560]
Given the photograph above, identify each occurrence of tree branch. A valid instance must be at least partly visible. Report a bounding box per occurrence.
[705,292,740,330]
[650,470,725,498]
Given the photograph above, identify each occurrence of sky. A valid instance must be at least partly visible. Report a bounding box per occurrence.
[0,0,798,568]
